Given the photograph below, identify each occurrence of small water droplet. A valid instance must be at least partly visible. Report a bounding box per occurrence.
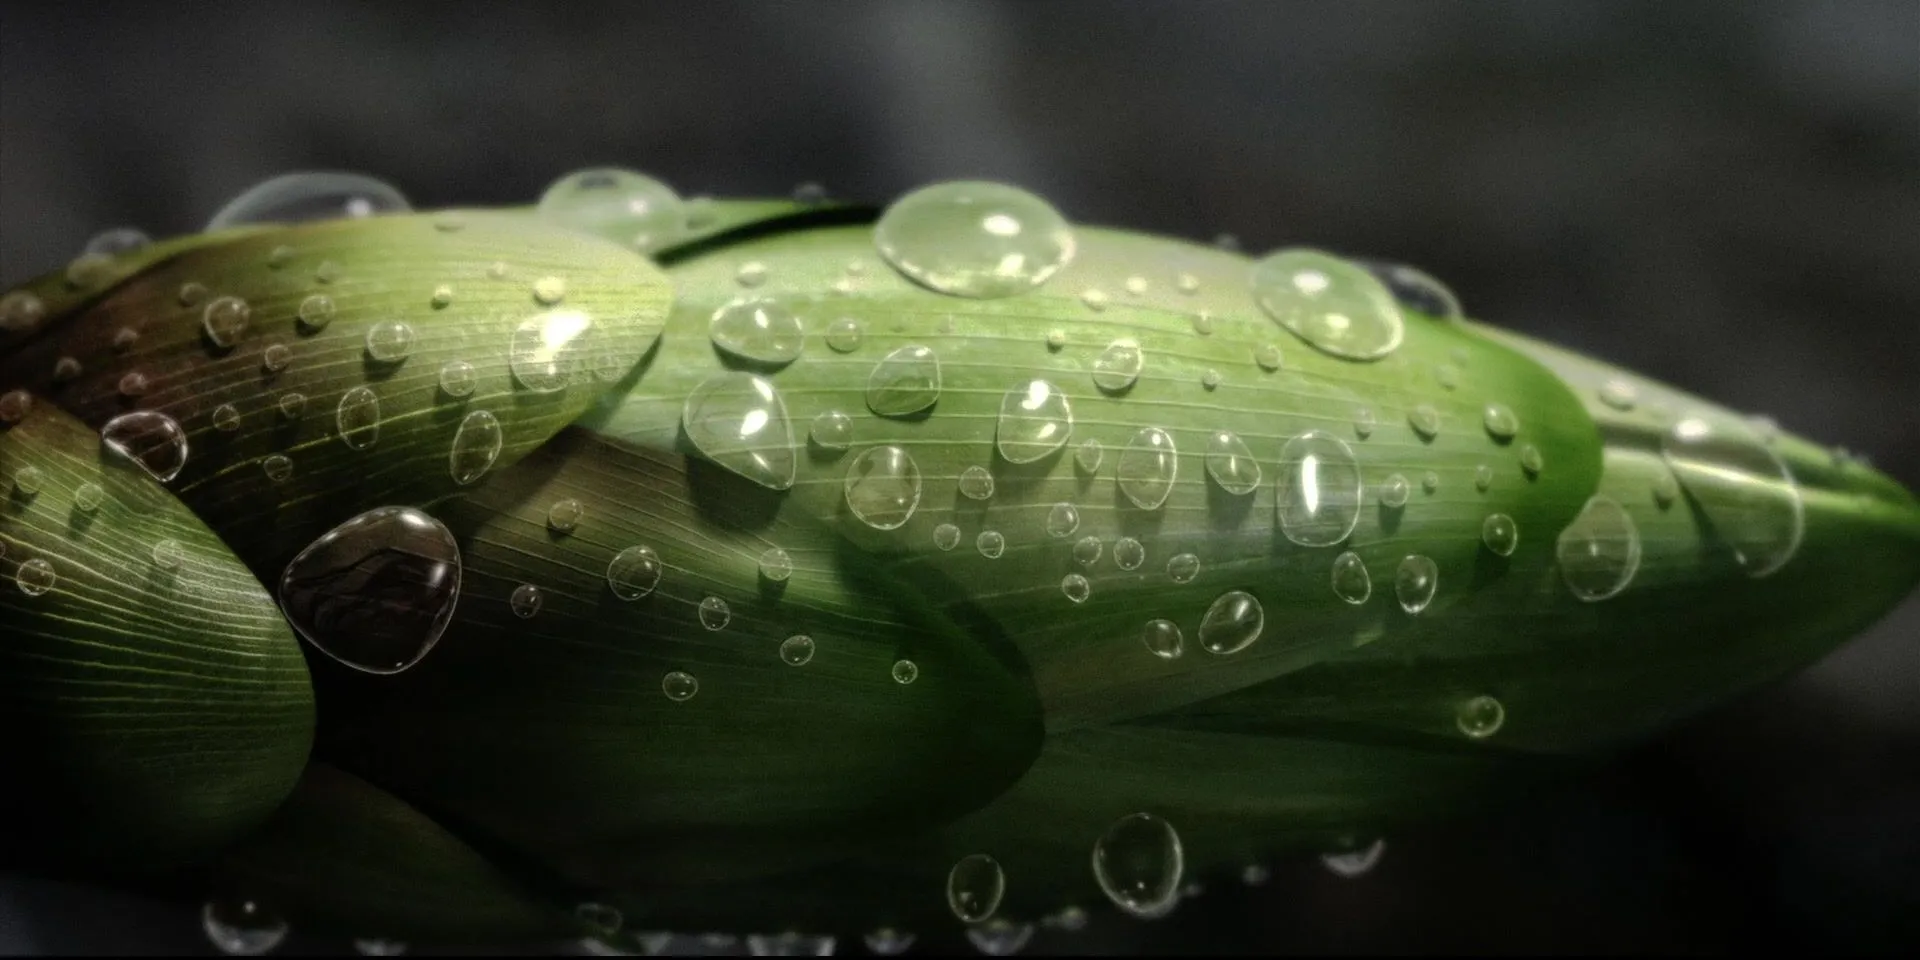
[866,345,941,417]
[111,327,139,352]
[65,252,115,288]
[262,454,293,483]
[101,411,189,482]
[261,343,293,373]
[361,322,414,363]
[1518,443,1543,476]
[11,465,43,496]
[201,898,288,956]
[1045,502,1081,538]
[1175,272,1201,294]
[1331,551,1372,604]
[1598,379,1637,410]
[966,919,1033,957]
[1408,404,1440,440]
[892,659,919,684]
[51,357,81,383]
[1204,430,1261,495]
[116,371,150,398]
[662,670,699,701]
[208,171,408,230]
[606,547,662,600]
[510,583,543,618]
[547,498,585,534]
[1092,812,1184,919]
[1253,342,1284,371]
[1117,427,1178,510]
[1652,470,1679,508]
[537,168,681,248]
[1435,363,1460,390]
[353,938,408,956]
[14,557,55,596]
[946,853,1005,922]
[278,392,307,419]
[710,298,804,366]
[72,481,104,512]
[296,294,334,333]
[1556,496,1641,601]
[864,929,915,956]
[875,181,1074,298]
[532,276,567,306]
[698,595,731,630]
[1072,536,1102,567]
[1662,416,1802,577]
[1122,275,1149,296]
[957,464,996,500]
[314,260,341,284]
[683,373,795,490]
[1253,249,1404,360]
[1421,470,1440,493]
[211,404,242,432]
[0,290,46,332]
[1274,431,1362,546]
[266,246,294,270]
[1481,514,1519,556]
[0,389,31,424]
[486,261,508,280]
[825,317,863,352]
[1080,288,1110,311]
[177,282,208,307]
[1482,404,1518,441]
[438,359,477,398]
[1321,839,1387,879]
[1456,695,1505,738]
[779,634,816,666]
[1141,619,1183,659]
[934,523,962,551]
[430,285,453,309]
[844,446,922,530]
[1060,573,1091,604]
[1092,339,1144,392]
[1075,439,1104,474]
[1166,552,1200,583]
[997,379,1074,463]
[201,295,252,349]
[976,530,1006,558]
[1191,312,1214,336]
[735,261,768,287]
[759,546,793,581]
[336,387,381,450]
[278,507,460,673]
[1394,555,1439,614]
[1379,473,1411,509]
[1474,464,1493,491]
[1199,590,1263,654]
[1200,368,1221,390]
[1113,537,1146,571]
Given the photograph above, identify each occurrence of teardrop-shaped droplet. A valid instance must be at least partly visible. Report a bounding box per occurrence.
[825,317,863,352]
[759,546,793,582]
[710,298,804,366]
[843,445,921,530]
[448,409,502,485]
[1092,812,1184,919]
[1330,551,1372,604]
[201,295,252,349]
[1556,496,1641,601]
[1320,838,1387,879]
[1482,403,1518,440]
[438,359,477,397]
[537,168,682,250]
[866,345,941,417]
[1456,695,1505,738]
[15,557,55,596]
[201,898,289,956]
[809,409,853,452]
[976,531,1005,558]
[1117,427,1178,510]
[1395,555,1438,614]
[1481,514,1519,557]
[1113,537,1146,571]
[1519,443,1544,475]
[1141,619,1183,658]
[100,411,189,482]
[510,311,595,392]
[1379,473,1410,508]
[364,321,415,363]
[606,546,662,600]
[1204,430,1261,495]
[997,379,1073,463]
[1252,249,1404,360]
[1198,590,1262,654]
[1661,416,1803,577]
[279,506,461,674]
[1273,431,1362,546]
[875,181,1075,299]
[1045,502,1080,538]
[1075,439,1103,474]
[946,853,1006,923]
[207,171,409,230]
[336,387,381,450]
[698,595,731,630]
[683,373,795,490]
[1092,339,1144,392]
[959,465,995,500]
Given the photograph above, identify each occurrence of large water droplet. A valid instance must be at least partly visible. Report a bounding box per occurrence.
[1481,514,1518,556]
[279,506,460,674]
[876,181,1074,298]
[1198,590,1262,654]
[1274,431,1362,546]
[1204,430,1261,495]
[1456,695,1505,738]
[959,464,996,500]
[1556,496,1641,601]
[1117,427,1177,510]
[207,171,409,230]
[510,311,595,392]
[866,345,941,417]
[1661,416,1803,577]
[710,298,804,366]
[1092,812,1184,919]
[1359,260,1462,319]
[336,387,381,450]
[844,446,921,530]
[448,410,502,485]
[201,295,252,349]
[537,168,682,249]
[438,359,477,398]
[15,557,55,596]
[1330,551,1372,604]
[1474,464,1494,492]
[606,546,662,600]
[83,226,151,258]
[997,379,1073,463]
[1252,249,1404,360]
[1092,339,1144,392]
[1141,619,1183,658]
[683,373,795,490]
[946,854,1006,923]
[1395,555,1438,614]
[201,898,288,956]
[101,411,189,482]
[73,481,104,512]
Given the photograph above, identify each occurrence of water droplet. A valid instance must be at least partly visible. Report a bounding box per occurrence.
[262,454,293,483]
[80,226,149,259]
[1378,474,1411,509]
[1072,536,1102,566]
[1477,405,1519,443]
[1092,812,1184,919]
[1204,430,1261,495]
[864,929,915,956]
[1252,249,1404,360]
[976,531,1006,558]
[510,583,543,618]
[1167,552,1200,583]
[1117,427,1178,510]
[11,465,43,496]
[1080,288,1110,311]
[1519,443,1543,476]
[201,898,288,956]
[1140,619,1184,659]
[14,558,54,596]
[1456,695,1505,738]
[101,411,189,482]
[278,392,307,419]
[174,281,208,308]
[296,294,334,333]
[1474,464,1494,491]
[662,670,699,701]
[1200,368,1221,390]
[71,481,104,512]
[0,389,31,424]
[1330,551,1372,604]
[1662,416,1803,577]
[1198,590,1263,654]
[510,310,594,391]
[758,546,793,581]
[109,326,138,352]
[261,343,293,374]
[1421,470,1440,493]
[1598,379,1637,411]
[698,595,731,630]
[547,498,585,534]
[1321,839,1387,879]
[1092,340,1144,392]
[0,290,46,332]
[1408,404,1440,440]
[946,853,1006,922]
[1114,537,1146,571]
[1241,864,1271,886]
[892,659,919,684]
[51,357,81,383]
[364,321,414,363]
[1274,431,1362,546]
[866,345,941,417]
[428,360,476,400]
[66,253,116,289]
[329,386,381,450]
[201,295,252,349]
[1061,573,1091,603]
[116,371,150,398]
[353,939,408,956]
[537,168,681,248]
[573,902,624,938]
[779,634,816,666]
[1122,275,1149,296]
[1481,514,1518,556]
[606,546,662,600]
[844,446,921,530]
[207,171,409,229]
[314,260,341,284]
[825,317,863,352]
[1046,906,1090,931]
[958,464,996,500]
[279,506,460,673]
[1253,342,1284,371]
[1047,329,1066,350]
[996,379,1074,463]
[683,373,795,490]
[209,404,241,433]
[1362,261,1462,319]
[265,245,294,270]
[1652,470,1679,508]
[875,181,1074,298]
[1066,443,1102,479]
[934,523,962,551]
[709,298,804,366]
[1556,496,1641,601]
[1045,502,1081,538]
[798,409,852,453]
[1435,363,1460,391]
[427,284,454,309]
[486,261,508,280]
[1191,312,1214,336]
[734,261,768,288]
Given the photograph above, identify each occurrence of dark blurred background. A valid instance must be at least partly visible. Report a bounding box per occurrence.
[1,0,1915,954]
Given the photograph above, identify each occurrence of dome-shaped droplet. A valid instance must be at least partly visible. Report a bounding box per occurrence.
[698,595,731,630]
[1556,496,1641,601]
[435,359,477,398]
[1141,619,1183,659]
[1456,695,1505,738]
[662,671,699,701]
[1045,502,1080,538]
[364,321,415,363]
[296,294,334,333]
[336,387,381,450]
[1060,573,1091,604]
[537,168,681,249]
[532,277,566,306]
[261,454,293,483]
[1166,552,1200,583]
[946,853,1006,923]
[758,546,793,582]
[1074,439,1103,474]
[1474,464,1494,491]
[1395,555,1438,614]
[1598,379,1638,411]
[934,523,962,551]
[72,481,105,512]
[12,465,44,496]
[1330,551,1372,604]
[1482,404,1518,441]
[1198,590,1262,654]
[733,262,768,288]
[151,538,186,570]
[843,445,921,530]
[1408,404,1440,440]
[1092,812,1184,919]
[201,295,252,348]
[278,392,307,420]
[1113,537,1146,571]
[891,659,919,684]
[996,379,1073,463]
[1652,470,1680,508]
[958,464,995,500]
[866,345,941,417]
[825,317,863,353]
[0,389,31,424]
[1204,430,1261,495]
[1117,427,1178,510]
[207,171,409,230]
[779,634,816,666]
[864,929,915,956]
[606,546,662,600]
[1092,339,1144,392]
[1200,368,1222,390]
[683,373,795,490]
[709,298,804,366]
[1047,906,1090,931]
[1253,342,1284,372]
[279,506,460,674]
[1435,363,1460,391]
[1072,536,1102,567]
[101,411,189,482]
[116,371,151,399]
[1379,473,1410,508]
[15,557,55,596]
[1661,416,1803,577]
[546,498,584,534]
[1421,470,1441,493]
[261,343,293,374]
[976,531,1005,558]
[876,181,1075,299]
[1321,839,1387,879]
[1518,443,1543,476]
[807,409,853,452]
[1274,431,1362,547]
[201,898,288,956]
[510,310,594,392]
[352,939,407,956]
[445,409,502,485]
[509,583,543,618]
[1252,249,1404,360]
[1191,312,1214,335]
[965,920,1034,957]
[83,226,150,258]
[1361,261,1462,319]
[0,290,45,332]
[1480,514,1518,557]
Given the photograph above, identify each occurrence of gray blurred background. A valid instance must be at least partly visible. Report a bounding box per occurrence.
[0,0,1915,954]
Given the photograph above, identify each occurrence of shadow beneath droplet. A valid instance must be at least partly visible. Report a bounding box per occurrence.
[986,444,1066,499]
[360,355,406,383]
[1377,502,1404,535]
[1111,482,1168,538]
[1205,480,1255,531]
[64,507,95,539]
[681,455,785,532]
